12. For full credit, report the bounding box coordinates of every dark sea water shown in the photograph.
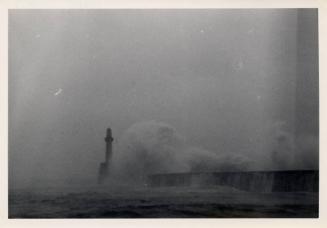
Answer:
[9,186,318,218]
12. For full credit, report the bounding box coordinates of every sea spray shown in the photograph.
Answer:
[110,120,254,184]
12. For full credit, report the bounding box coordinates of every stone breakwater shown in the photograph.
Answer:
[147,170,319,192]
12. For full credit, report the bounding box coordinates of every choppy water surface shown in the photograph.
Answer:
[9,186,318,218]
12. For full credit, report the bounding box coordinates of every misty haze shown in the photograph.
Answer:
[9,9,319,218]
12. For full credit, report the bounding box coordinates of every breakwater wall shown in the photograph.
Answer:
[147,170,318,192]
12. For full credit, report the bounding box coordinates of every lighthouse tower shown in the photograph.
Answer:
[98,128,114,184]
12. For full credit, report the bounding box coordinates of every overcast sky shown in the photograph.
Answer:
[9,9,318,187]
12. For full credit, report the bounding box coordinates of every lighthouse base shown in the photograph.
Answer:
[98,162,109,184]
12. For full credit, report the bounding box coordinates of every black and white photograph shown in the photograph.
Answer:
[8,9,319,218]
